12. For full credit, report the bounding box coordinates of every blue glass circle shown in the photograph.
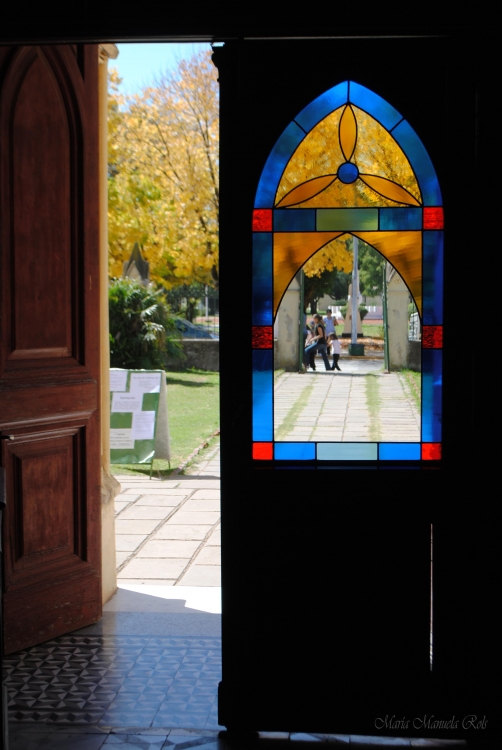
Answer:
[337,162,359,184]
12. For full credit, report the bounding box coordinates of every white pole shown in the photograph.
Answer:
[351,236,358,345]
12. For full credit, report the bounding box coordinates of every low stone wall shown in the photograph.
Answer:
[407,340,421,372]
[166,339,219,371]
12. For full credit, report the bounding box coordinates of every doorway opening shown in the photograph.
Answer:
[102,40,222,624]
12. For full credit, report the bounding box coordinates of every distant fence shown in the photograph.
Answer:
[408,312,421,341]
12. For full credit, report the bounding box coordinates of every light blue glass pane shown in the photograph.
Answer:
[317,208,378,231]
[392,121,442,206]
[253,350,273,441]
[379,443,421,460]
[295,81,348,132]
[422,350,442,442]
[275,443,316,460]
[379,207,422,231]
[274,209,316,232]
[317,443,378,460]
[349,81,402,130]
[423,231,443,325]
[252,233,273,326]
[255,122,306,208]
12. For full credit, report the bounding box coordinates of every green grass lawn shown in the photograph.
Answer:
[335,324,384,338]
[111,368,220,477]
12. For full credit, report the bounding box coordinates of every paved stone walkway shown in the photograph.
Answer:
[114,444,221,587]
[274,356,420,442]
[112,359,418,587]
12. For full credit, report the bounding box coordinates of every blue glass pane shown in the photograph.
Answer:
[255,122,306,208]
[295,81,348,132]
[317,443,378,460]
[379,207,422,231]
[379,443,421,460]
[392,121,442,206]
[252,233,273,326]
[422,350,442,442]
[349,81,402,130]
[253,350,273,441]
[422,231,443,325]
[337,162,359,184]
[274,209,316,232]
[317,208,378,231]
[275,443,316,460]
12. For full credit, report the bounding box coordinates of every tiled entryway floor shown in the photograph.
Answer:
[4,635,222,730]
[4,444,469,748]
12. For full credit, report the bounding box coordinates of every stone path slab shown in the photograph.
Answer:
[113,444,221,588]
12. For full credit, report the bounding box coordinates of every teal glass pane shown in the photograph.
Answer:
[317,443,378,460]
[317,208,378,231]
[252,233,273,326]
[294,81,348,132]
[423,231,443,325]
[392,120,442,206]
[255,122,306,208]
[349,81,402,130]
[379,207,422,231]
[274,209,316,232]
[422,350,442,442]
[379,443,421,460]
[253,350,273,441]
[275,443,316,460]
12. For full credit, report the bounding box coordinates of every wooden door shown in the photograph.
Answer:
[0,45,101,654]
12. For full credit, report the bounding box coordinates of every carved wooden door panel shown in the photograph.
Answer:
[0,45,101,654]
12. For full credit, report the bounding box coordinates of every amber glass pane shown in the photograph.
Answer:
[303,235,352,277]
[354,230,422,314]
[359,174,421,206]
[273,231,343,315]
[276,175,337,208]
[339,105,357,161]
[276,104,421,209]
[275,106,344,206]
[289,177,402,209]
[352,106,421,203]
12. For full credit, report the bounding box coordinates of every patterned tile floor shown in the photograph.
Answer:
[4,635,222,731]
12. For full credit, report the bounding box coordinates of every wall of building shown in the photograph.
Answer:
[387,268,410,370]
[407,340,421,372]
[274,274,301,371]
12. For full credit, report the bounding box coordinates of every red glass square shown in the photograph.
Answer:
[422,325,443,348]
[422,443,442,460]
[423,207,444,229]
[252,326,273,348]
[253,209,273,232]
[253,442,273,460]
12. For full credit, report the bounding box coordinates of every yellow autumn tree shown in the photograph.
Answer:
[108,49,219,288]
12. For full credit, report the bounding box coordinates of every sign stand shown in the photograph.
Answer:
[109,369,171,478]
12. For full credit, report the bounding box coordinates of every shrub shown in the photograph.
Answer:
[109,278,183,369]
[340,305,368,321]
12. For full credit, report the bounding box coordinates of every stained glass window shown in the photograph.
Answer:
[252,81,443,463]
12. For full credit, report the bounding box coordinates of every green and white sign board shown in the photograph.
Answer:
[109,369,171,469]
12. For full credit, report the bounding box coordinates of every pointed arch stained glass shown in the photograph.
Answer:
[252,81,443,463]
